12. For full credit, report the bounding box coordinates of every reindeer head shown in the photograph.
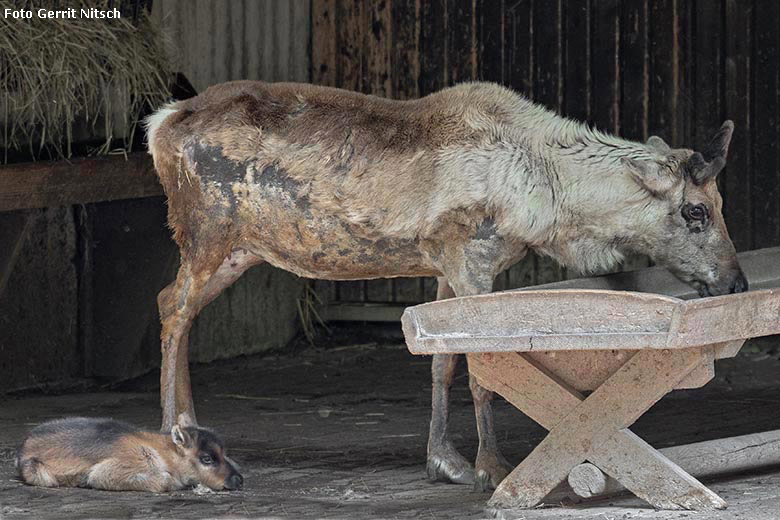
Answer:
[170,413,243,491]
[620,121,747,296]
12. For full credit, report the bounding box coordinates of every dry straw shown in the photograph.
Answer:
[0,1,172,162]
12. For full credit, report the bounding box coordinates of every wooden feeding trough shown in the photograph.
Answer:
[402,247,780,512]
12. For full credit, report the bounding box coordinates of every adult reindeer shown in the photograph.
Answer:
[146,81,746,491]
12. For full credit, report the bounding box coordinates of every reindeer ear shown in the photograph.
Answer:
[621,157,677,195]
[171,424,192,448]
[646,135,672,154]
[687,151,726,185]
[704,120,734,162]
[177,412,195,428]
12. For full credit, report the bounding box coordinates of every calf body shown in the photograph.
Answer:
[17,415,242,492]
[147,81,745,490]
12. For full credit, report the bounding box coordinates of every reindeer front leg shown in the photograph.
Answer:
[427,277,475,484]
[439,240,521,491]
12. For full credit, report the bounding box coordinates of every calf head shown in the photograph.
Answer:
[621,121,747,296]
[170,413,243,491]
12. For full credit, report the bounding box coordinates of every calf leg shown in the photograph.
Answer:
[427,278,474,484]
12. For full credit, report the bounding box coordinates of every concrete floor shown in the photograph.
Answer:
[0,336,779,519]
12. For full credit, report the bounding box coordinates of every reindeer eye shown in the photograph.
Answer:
[683,204,707,222]
[200,455,214,465]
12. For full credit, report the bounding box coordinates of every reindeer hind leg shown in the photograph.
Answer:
[159,248,263,431]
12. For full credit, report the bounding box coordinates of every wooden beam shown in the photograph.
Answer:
[568,429,780,500]
[0,211,34,298]
[319,303,406,322]
[0,152,162,211]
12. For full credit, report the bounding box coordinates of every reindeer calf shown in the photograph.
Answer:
[17,415,242,492]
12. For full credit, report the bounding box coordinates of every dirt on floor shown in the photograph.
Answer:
[0,332,779,520]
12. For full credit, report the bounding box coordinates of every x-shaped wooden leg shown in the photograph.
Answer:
[467,348,726,511]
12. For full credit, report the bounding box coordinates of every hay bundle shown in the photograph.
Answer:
[0,1,172,162]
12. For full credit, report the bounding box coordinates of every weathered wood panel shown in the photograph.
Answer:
[152,0,311,92]
[309,0,780,309]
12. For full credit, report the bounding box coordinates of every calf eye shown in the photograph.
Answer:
[200,455,214,465]
[683,204,707,222]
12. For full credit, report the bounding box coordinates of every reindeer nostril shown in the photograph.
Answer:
[226,473,243,490]
[731,272,748,293]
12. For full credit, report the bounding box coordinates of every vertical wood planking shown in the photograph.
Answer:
[312,0,338,86]
[591,0,621,134]
[620,0,648,142]
[479,0,504,84]
[564,0,591,122]
[505,0,533,97]
[751,2,780,248]
[648,0,681,145]
[365,0,393,96]
[692,0,724,151]
[392,0,421,99]
[419,0,447,95]
[724,0,753,252]
[447,0,478,83]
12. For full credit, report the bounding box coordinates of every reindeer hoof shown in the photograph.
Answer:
[474,453,513,491]
[426,443,475,485]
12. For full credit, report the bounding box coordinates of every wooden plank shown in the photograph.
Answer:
[469,352,722,509]
[692,0,724,151]
[564,0,590,122]
[365,279,393,303]
[751,2,780,248]
[447,0,478,84]
[364,0,392,97]
[590,0,620,133]
[479,349,723,510]
[569,429,780,499]
[620,0,648,141]
[724,0,753,252]
[391,0,421,99]
[670,288,780,348]
[320,303,406,322]
[0,153,162,212]
[290,0,311,83]
[419,0,446,95]
[478,0,504,84]
[0,211,34,298]
[312,0,337,86]
[504,0,532,97]
[402,289,680,354]
[527,348,714,392]
[648,0,681,145]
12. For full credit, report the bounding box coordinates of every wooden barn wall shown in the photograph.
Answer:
[152,0,311,92]
[311,0,780,306]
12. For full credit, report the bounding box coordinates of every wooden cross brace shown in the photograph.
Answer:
[467,348,727,511]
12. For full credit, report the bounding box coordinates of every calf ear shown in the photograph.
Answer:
[171,425,192,448]
[704,120,734,161]
[621,157,677,195]
[177,412,195,428]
